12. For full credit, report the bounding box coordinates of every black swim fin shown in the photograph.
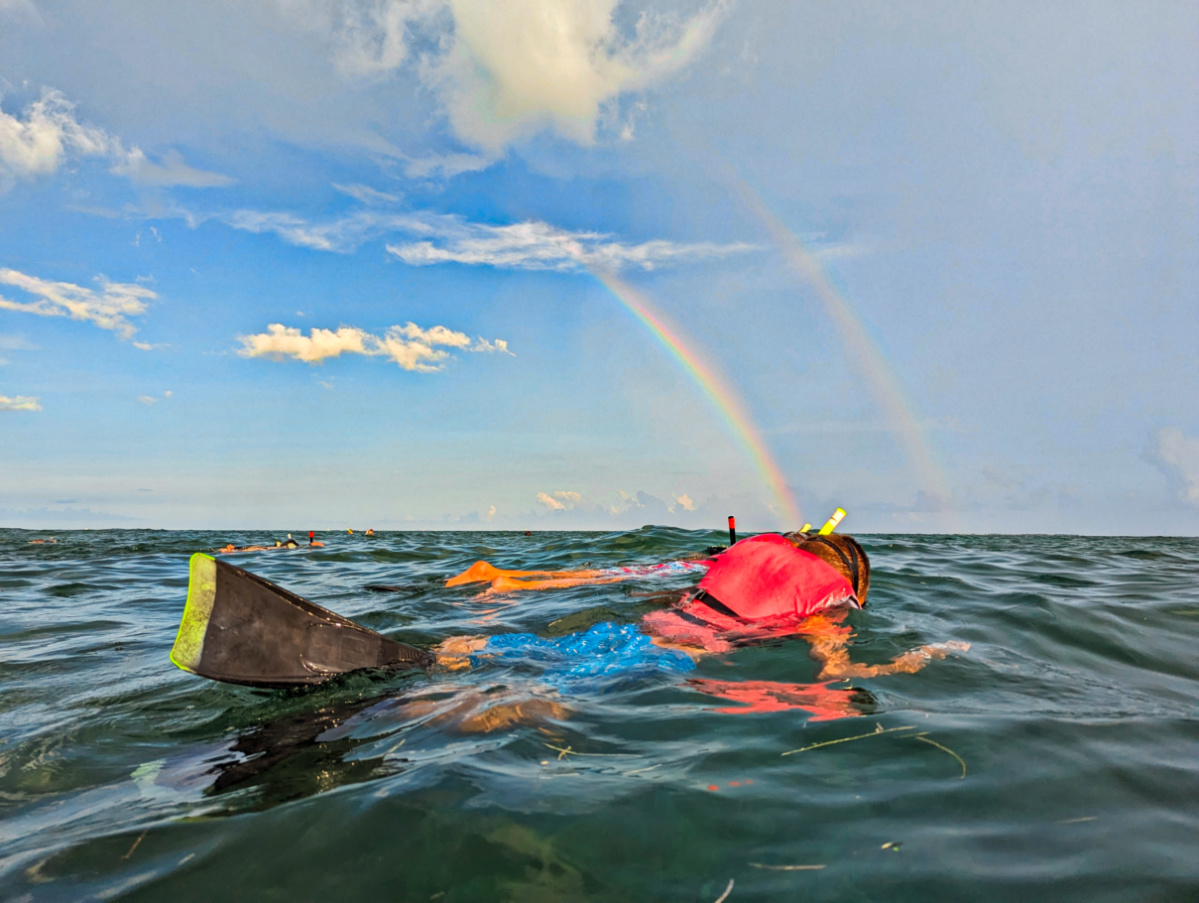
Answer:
[171,553,432,688]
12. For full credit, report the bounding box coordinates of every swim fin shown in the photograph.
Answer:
[171,553,432,688]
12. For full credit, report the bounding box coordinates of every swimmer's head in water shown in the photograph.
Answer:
[784,532,871,605]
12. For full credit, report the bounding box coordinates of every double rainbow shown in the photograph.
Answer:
[591,268,803,529]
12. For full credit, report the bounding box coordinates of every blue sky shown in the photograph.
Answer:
[1,0,1196,533]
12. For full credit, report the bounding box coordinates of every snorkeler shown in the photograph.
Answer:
[216,533,322,554]
[175,510,966,702]
[437,528,966,683]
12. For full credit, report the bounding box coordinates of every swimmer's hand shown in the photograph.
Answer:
[890,641,971,674]
[814,639,969,680]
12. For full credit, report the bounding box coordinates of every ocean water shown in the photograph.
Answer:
[1,528,1197,902]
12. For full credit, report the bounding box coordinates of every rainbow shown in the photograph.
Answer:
[729,177,955,522]
[590,267,803,529]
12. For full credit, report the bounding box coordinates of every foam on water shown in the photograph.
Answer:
[1,528,1197,901]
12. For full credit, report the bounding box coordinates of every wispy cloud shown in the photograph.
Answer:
[400,152,492,180]
[238,322,512,372]
[387,218,757,271]
[332,182,401,205]
[0,267,155,339]
[0,87,232,188]
[0,332,37,365]
[207,205,756,271]
[221,209,399,252]
[0,393,41,411]
[112,148,234,188]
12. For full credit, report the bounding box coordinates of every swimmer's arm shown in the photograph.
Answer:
[446,560,609,588]
[434,635,489,670]
[809,635,969,680]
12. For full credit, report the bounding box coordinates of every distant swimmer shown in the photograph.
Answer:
[217,543,273,554]
[217,535,306,554]
[28,537,57,544]
[365,528,375,536]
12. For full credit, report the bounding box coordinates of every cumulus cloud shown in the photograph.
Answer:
[537,490,582,511]
[238,321,511,372]
[673,493,696,512]
[0,88,110,180]
[0,267,155,339]
[1155,427,1199,506]
[0,393,41,411]
[0,87,232,188]
[427,0,728,150]
[536,491,565,511]
[284,0,725,151]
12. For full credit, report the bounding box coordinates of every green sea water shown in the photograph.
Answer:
[1,528,1197,902]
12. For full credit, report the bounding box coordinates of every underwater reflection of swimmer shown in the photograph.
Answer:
[143,686,572,813]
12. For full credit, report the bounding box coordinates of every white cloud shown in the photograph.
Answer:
[385,217,756,272]
[427,0,728,150]
[137,390,172,405]
[0,267,155,339]
[238,321,510,372]
[1156,427,1199,507]
[210,205,754,270]
[0,393,40,411]
[537,490,581,511]
[401,152,491,180]
[0,88,111,180]
[470,337,512,354]
[0,87,232,188]
[222,209,394,252]
[283,0,725,151]
[674,493,696,512]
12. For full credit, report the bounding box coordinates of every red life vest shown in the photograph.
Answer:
[697,533,857,620]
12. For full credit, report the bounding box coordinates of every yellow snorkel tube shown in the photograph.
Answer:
[817,507,846,535]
